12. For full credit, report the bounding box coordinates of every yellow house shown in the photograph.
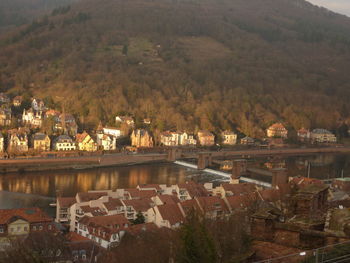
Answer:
[33,133,51,151]
[76,131,97,152]
[7,218,30,236]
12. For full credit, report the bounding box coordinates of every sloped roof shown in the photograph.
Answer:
[0,208,52,224]
[178,181,209,198]
[222,183,257,196]
[57,197,76,208]
[34,133,48,141]
[122,198,153,212]
[157,204,184,225]
[195,196,230,213]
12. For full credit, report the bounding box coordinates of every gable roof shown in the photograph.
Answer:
[57,197,76,208]
[157,204,184,226]
[122,198,153,212]
[178,181,209,198]
[0,208,52,225]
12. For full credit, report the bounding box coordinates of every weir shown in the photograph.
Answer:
[174,160,272,188]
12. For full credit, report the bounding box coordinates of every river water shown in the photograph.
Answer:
[0,153,349,215]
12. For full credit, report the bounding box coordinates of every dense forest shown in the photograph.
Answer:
[1,0,350,137]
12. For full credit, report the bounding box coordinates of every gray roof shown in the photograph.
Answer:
[312,128,333,134]
[34,133,47,141]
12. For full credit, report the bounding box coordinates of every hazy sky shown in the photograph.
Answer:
[307,0,350,16]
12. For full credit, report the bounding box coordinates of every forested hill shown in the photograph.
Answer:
[1,0,350,137]
[0,0,77,33]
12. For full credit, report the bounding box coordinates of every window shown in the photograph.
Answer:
[24,227,28,231]
[48,225,52,230]
[0,228,3,233]
[17,226,21,231]
[82,254,87,261]
[39,225,43,231]
[33,226,37,231]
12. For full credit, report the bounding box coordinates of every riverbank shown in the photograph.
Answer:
[0,146,350,174]
[0,153,168,173]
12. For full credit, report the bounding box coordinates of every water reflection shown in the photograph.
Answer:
[0,164,190,198]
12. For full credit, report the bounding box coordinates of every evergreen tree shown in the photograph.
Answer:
[133,211,145,225]
[178,211,217,263]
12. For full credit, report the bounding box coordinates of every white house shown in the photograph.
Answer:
[97,134,116,151]
[31,98,46,112]
[103,127,123,138]
[179,132,197,146]
[77,215,129,249]
[54,135,76,151]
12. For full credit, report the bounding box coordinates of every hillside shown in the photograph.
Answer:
[1,0,350,137]
[0,0,77,33]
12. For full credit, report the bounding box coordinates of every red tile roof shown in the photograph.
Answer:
[57,197,76,208]
[157,204,184,226]
[77,192,108,202]
[79,214,129,241]
[222,183,257,196]
[66,231,90,242]
[124,189,157,199]
[157,194,180,205]
[0,208,53,225]
[103,197,123,211]
[122,198,153,212]
[179,199,202,215]
[80,206,107,216]
[195,196,230,213]
[225,193,257,210]
[178,181,209,198]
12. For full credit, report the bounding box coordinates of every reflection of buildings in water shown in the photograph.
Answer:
[128,168,150,187]
[309,154,335,167]
[8,178,32,195]
[264,161,286,170]
[220,161,233,171]
[98,171,120,190]
[76,172,96,193]
[55,174,77,195]
[31,176,50,196]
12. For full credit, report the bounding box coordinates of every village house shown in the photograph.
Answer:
[115,116,135,126]
[131,129,153,148]
[77,215,129,249]
[0,107,12,126]
[194,196,230,219]
[45,109,60,122]
[55,113,78,136]
[121,198,154,221]
[240,136,255,145]
[147,203,185,229]
[160,131,180,146]
[97,133,116,151]
[54,135,76,151]
[143,118,151,125]
[267,123,288,138]
[7,129,29,153]
[12,96,23,107]
[0,93,10,104]
[0,208,56,238]
[33,133,51,151]
[76,131,97,152]
[31,98,46,111]
[310,129,337,143]
[179,132,197,146]
[197,130,215,146]
[22,108,43,127]
[297,128,311,142]
[221,130,237,145]
[102,127,123,138]
[56,197,76,225]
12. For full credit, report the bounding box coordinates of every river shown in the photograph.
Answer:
[1,153,349,215]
